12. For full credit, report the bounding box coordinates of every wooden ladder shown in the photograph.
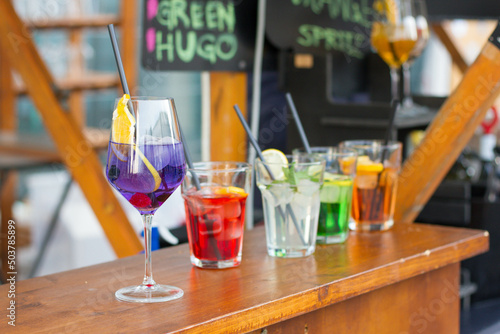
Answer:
[0,0,143,281]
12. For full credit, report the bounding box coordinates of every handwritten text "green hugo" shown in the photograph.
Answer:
[156,0,237,64]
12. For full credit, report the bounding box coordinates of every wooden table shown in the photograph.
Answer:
[0,223,488,333]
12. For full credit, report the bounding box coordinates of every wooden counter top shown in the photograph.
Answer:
[0,223,488,333]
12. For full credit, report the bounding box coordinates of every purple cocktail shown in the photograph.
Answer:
[106,141,186,214]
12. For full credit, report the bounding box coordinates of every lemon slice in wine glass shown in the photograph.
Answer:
[111,94,161,193]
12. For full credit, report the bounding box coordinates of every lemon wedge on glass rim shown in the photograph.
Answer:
[261,148,288,180]
[111,94,161,193]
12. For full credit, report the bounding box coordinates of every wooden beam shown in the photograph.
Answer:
[68,29,85,127]
[210,72,248,161]
[0,1,142,257]
[14,73,120,95]
[395,26,500,224]
[25,15,120,30]
[121,0,138,93]
[0,171,17,283]
[0,56,16,131]
[432,23,469,75]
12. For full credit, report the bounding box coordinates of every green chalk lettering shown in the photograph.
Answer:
[218,2,235,33]
[156,30,175,62]
[296,24,364,59]
[156,0,191,29]
[175,30,197,62]
[197,33,217,63]
[190,2,204,29]
[206,1,218,30]
[297,25,314,46]
[216,34,238,60]
[290,0,371,28]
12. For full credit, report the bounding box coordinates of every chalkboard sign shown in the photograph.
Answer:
[142,0,257,71]
[266,0,374,59]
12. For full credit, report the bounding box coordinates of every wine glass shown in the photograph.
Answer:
[401,0,429,115]
[371,0,418,106]
[106,96,186,303]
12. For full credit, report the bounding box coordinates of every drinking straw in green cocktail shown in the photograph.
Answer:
[233,104,307,246]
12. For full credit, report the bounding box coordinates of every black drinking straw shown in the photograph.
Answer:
[107,24,130,96]
[107,24,220,259]
[384,99,399,145]
[233,104,307,246]
[286,93,311,154]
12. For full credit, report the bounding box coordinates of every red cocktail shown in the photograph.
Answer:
[182,162,251,269]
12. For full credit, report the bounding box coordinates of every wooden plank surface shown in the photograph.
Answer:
[248,263,460,334]
[0,223,488,333]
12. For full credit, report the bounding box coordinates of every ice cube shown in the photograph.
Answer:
[356,174,378,189]
[297,179,320,197]
[222,218,243,240]
[143,135,178,145]
[270,183,294,206]
[223,200,242,219]
[260,187,276,207]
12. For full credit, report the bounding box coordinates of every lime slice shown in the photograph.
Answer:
[262,148,288,180]
[111,94,161,192]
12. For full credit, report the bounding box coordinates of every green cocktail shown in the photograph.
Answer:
[293,147,357,244]
[318,175,353,244]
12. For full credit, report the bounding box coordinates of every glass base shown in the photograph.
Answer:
[267,245,315,258]
[190,255,241,269]
[349,219,394,232]
[115,284,184,303]
[316,232,348,244]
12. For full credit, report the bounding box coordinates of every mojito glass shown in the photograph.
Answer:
[255,154,325,257]
[182,162,251,269]
[293,147,357,244]
[340,140,402,231]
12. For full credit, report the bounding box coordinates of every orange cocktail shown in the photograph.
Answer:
[340,141,402,231]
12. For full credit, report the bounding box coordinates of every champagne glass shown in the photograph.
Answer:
[401,0,429,115]
[371,0,418,106]
[106,96,186,303]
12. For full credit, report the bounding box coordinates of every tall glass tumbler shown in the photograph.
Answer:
[340,140,402,231]
[293,147,357,244]
[255,153,325,257]
[182,162,251,269]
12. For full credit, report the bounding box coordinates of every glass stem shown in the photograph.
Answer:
[402,62,413,107]
[390,67,400,104]
[142,214,156,287]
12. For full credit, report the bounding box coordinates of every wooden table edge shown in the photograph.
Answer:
[174,225,489,333]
